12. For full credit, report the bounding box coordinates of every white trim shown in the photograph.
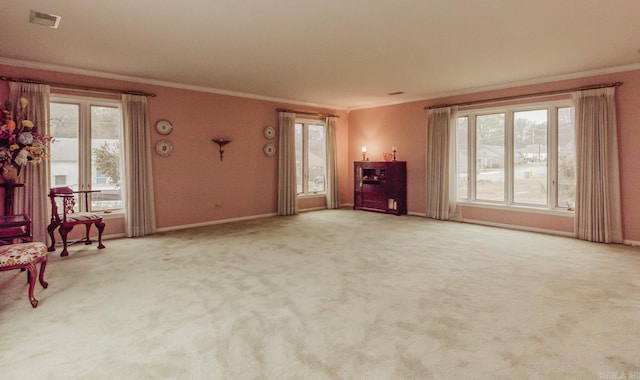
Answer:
[156,212,277,232]
[408,211,427,217]
[347,63,640,111]
[0,57,346,111]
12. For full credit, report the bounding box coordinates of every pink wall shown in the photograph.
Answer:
[0,64,349,232]
[3,62,639,242]
[348,69,640,242]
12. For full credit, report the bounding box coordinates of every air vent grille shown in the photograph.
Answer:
[29,10,61,28]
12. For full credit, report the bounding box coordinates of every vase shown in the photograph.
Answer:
[2,162,19,184]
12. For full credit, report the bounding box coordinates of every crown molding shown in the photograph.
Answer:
[3,57,639,113]
[0,57,347,111]
[347,63,640,111]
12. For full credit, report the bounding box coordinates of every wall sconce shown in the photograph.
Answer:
[361,146,367,161]
[212,138,231,161]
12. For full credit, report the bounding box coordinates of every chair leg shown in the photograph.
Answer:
[96,221,105,249]
[47,222,59,252]
[59,225,73,257]
[39,257,49,289]
[84,224,93,245]
[26,262,39,308]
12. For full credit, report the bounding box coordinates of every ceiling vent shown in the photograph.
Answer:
[29,10,61,28]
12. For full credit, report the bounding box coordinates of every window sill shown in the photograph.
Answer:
[297,193,326,200]
[94,210,125,220]
[456,201,574,217]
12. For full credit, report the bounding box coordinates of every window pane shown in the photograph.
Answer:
[557,107,575,208]
[513,109,548,205]
[476,114,505,201]
[307,124,325,193]
[295,123,303,194]
[456,117,468,200]
[50,103,79,191]
[91,106,123,211]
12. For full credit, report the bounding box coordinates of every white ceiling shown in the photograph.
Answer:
[1,0,640,110]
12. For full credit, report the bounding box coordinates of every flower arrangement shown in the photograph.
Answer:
[0,97,49,181]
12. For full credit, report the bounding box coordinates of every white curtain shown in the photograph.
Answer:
[10,82,50,244]
[122,94,156,237]
[573,87,622,243]
[325,116,340,209]
[425,106,458,220]
[278,111,297,215]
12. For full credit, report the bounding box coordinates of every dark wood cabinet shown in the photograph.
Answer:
[354,161,407,215]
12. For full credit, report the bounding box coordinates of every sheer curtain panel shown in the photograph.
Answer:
[10,82,50,243]
[278,112,298,215]
[425,106,458,220]
[325,116,340,209]
[573,87,622,243]
[122,94,156,237]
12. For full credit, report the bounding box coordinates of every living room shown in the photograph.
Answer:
[1,1,640,378]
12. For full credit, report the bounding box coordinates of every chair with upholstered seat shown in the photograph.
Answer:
[0,242,49,308]
[47,187,105,257]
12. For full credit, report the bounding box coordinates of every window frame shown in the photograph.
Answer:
[49,94,125,213]
[456,99,575,214]
[295,118,327,198]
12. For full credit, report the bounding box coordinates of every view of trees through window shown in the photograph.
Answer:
[295,121,326,195]
[476,113,505,202]
[456,103,575,210]
[513,109,548,205]
[50,100,124,211]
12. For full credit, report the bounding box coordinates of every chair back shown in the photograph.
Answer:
[48,187,76,224]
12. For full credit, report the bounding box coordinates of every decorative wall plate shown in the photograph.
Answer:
[263,143,276,157]
[263,126,276,139]
[155,139,173,157]
[156,120,173,135]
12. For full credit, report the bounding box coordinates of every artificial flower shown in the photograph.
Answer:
[17,132,34,145]
[0,98,49,172]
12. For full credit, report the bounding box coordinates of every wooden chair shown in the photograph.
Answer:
[0,242,49,308]
[47,187,105,257]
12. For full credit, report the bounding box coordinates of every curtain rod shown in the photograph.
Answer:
[276,108,339,118]
[424,81,623,110]
[1,75,157,98]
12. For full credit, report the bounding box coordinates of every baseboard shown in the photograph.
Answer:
[455,217,576,238]
[156,213,278,233]
[104,233,126,240]
[408,211,427,217]
[299,206,327,213]
[623,239,640,248]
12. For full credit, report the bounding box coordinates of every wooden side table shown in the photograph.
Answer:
[0,214,32,244]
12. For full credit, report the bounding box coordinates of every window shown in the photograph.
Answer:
[295,119,326,195]
[49,96,125,212]
[457,101,575,210]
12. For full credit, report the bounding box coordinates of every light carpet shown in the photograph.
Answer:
[1,210,639,379]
